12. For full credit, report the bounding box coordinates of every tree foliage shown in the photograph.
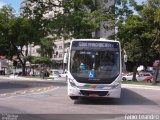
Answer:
[0,5,16,58]
[31,56,54,66]
[116,0,160,81]
[22,0,115,39]
[37,37,55,58]
[0,5,46,75]
[116,0,159,64]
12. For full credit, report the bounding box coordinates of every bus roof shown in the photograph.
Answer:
[71,38,120,43]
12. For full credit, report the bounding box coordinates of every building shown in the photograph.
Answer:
[22,44,40,57]
[0,56,13,75]
[21,39,70,64]
[52,39,70,63]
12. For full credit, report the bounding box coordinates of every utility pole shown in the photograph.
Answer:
[62,39,65,73]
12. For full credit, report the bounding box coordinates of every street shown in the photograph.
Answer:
[0,77,160,120]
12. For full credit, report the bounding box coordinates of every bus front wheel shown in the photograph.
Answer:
[70,96,79,100]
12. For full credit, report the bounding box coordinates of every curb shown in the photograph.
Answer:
[0,76,53,81]
[122,84,160,90]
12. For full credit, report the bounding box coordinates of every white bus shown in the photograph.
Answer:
[67,39,122,100]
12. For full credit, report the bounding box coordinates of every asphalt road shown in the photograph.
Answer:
[0,79,55,95]
[0,77,160,120]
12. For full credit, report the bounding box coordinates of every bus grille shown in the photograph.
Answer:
[80,90,108,96]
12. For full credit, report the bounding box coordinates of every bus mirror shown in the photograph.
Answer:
[63,53,68,63]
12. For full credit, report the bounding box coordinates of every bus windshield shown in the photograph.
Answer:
[70,50,120,84]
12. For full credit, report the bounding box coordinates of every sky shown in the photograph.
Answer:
[0,0,145,14]
[0,0,22,14]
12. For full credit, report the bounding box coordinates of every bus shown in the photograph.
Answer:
[66,39,122,100]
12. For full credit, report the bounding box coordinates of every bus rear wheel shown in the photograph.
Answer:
[70,96,79,100]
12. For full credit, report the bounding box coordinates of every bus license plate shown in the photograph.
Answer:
[89,94,98,97]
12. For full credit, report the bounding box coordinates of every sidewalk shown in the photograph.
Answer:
[0,75,66,82]
[122,84,160,90]
[0,75,51,81]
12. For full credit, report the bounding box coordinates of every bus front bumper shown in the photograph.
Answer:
[68,84,121,98]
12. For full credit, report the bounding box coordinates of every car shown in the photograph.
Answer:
[137,73,153,82]
[122,72,135,81]
[49,70,61,78]
[122,72,153,82]
[60,71,67,78]
[122,72,128,76]
[144,75,153,82]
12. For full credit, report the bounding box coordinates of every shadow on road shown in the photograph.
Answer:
[0,106,25,113]
[0,81,56,94]
[52,81,67,86]
[74,88,157,105]
[9,114,123,120]
[0,82,29,94]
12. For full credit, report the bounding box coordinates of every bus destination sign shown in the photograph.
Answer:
[72,41,119,48]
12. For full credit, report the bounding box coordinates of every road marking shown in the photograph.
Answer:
[0,86,59,98]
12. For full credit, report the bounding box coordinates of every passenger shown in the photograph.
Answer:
[80,63,86,70]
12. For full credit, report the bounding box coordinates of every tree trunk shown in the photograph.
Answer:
[22,63,26,76]
[132,65,138,81]
[94,29,100,39]
[10,40,27,76]
[152,68,159,85]
[152,59,160,85]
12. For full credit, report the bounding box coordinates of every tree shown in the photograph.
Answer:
[121,15,158,80]
[9,17,45,75]
[139,0,160,84]
[116,0,159,81]
[132,0,160,83]
[0,5,17,59]
[28,56,54,67]
[21,0,115,39]
[0,5,46,75]
[37,37,55,58]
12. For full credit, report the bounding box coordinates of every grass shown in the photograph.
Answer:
[24,76,41,78]
[19,75,53,80]
[122,81,160,86]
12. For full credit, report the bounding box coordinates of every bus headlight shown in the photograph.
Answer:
[69,78,77,87]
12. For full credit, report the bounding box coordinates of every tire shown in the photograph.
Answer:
[122,77,127,81]
[70,96,79,100]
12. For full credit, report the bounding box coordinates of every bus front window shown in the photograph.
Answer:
[70,50,120,83]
